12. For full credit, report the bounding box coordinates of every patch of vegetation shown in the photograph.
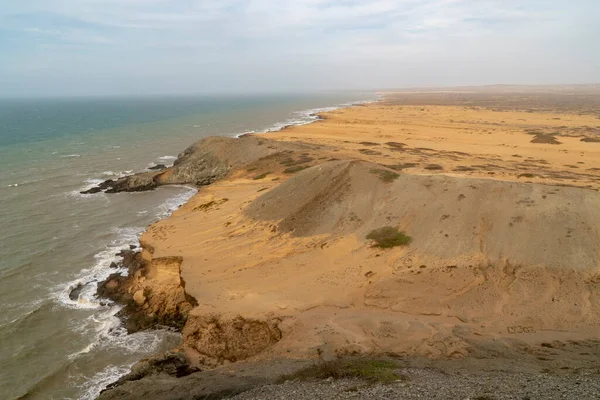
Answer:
[425,164,444,171]
[518,173,536,179]
[280,156,314,167]
[359,148,382,156]
[247,167,257,172]
[284,165,309,174]
[581,137,600,143]
[386,163,417,171]
[531,133,562,145]
[253,172,271,180]
[359,141,379,146]
[194,198,229,212]
[367,227,412,248]
[453,166,475,172]
[277,358,407,385]
[385,142,406,151]
[370,169,400,183]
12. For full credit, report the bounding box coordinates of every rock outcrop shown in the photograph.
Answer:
[82,135,313,194]
[183,315,283,366]
[97,247,197,333]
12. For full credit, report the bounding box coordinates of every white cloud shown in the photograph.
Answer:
[0,0,598,96]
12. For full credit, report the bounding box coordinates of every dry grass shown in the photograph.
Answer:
[370,169,400,183]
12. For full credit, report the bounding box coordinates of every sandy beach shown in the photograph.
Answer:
[96,87,600,399]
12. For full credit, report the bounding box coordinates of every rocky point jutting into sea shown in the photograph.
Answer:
[92,89,600,400]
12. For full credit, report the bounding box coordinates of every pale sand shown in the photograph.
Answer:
[139,93,600,365]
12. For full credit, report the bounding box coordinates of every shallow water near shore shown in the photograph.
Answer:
[0,93,375,399]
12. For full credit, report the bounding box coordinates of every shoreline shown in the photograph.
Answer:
[95,89,600,399]
[77,95,380,395]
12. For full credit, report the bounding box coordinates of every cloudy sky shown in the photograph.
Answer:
[1,0,598,97]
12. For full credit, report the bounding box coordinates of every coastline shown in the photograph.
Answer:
[94,89,600,399]
[78,96,380,395]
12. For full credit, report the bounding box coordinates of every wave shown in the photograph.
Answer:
[78,364,132,400]
[54,226,143,310]
[60,154,82,158]
[158,155,177,161]
[0,300,51,341]
[234,96,381,138]
[156,185,197,219]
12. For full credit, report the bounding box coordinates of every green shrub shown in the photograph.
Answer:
[367,227,412,248]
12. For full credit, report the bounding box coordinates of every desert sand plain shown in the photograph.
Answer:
[98,88,600,399]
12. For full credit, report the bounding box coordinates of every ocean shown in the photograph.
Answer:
[0,93,376,399]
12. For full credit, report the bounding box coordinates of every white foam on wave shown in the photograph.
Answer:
[234,96,381,138]
[60,154,81,158]
[59,184,198,312]
[78,364,132,400]
[55,226,144,310]
[158,155,177,161]
[68,178,107,199]
[73,320,179,399]
[156,185,198,219]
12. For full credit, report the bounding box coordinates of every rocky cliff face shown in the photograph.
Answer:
[182,314,283,366]
[97,245,197,333]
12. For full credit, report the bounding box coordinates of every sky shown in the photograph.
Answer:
[0,0,599,97]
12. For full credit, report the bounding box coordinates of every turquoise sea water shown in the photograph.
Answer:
[0,93,376,399]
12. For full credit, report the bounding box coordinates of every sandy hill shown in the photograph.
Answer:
[247,159,600,270]
[125,158,600,366]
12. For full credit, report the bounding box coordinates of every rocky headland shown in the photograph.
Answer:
[94,89,600,399]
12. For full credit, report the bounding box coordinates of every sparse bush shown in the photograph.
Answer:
[253,172,271,180]
[284,165,309,174]
[531,133,561,145]
[367,227,412,248]
[370,169,399,183]
[518,173,536,178]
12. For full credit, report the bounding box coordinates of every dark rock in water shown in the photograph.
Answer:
[109,262,119,269]
[104,173,158,193]
[129,244,137,250]
[148,164,167,171]
[69,283,85,301]
[81,187,103,194]
[80,179,116,194]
